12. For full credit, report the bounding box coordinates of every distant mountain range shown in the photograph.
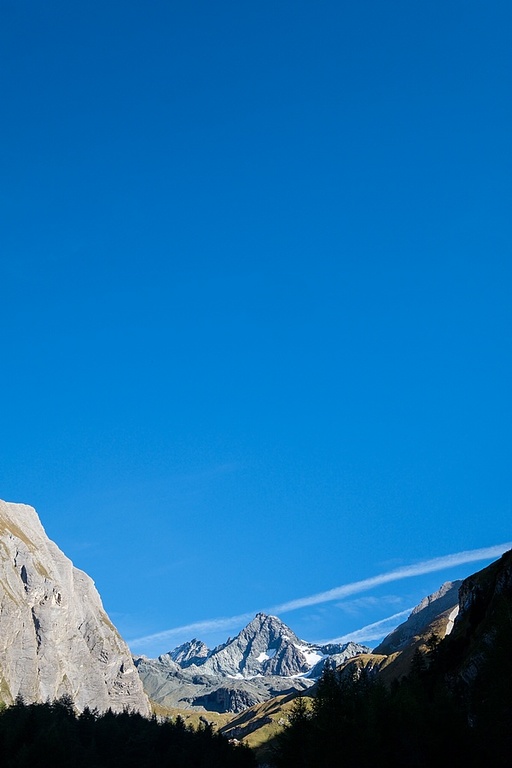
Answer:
[1,492,509,751]
[219,580,463,748]
[255,550,512,767]
[134,579,470,715]
[134,612,370,713]
[0,497,372,716]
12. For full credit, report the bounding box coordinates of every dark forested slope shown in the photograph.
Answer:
[271,550,512,768]
[0,696,256,768]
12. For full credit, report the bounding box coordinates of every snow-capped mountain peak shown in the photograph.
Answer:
[135,612,370,714]
[169,612,369,679]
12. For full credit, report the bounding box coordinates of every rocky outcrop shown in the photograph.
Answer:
[336,581,462,684]
[0,499,150,715]
[169,639,210,667]
[374,580,461,655]
[135,613,369,713]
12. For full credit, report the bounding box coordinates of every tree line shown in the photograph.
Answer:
[0,696,256,768]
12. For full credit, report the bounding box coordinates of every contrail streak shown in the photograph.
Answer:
[326,607,414,645]
[129,542,511,650]
[130,612,256,649]
[268,542,512,613]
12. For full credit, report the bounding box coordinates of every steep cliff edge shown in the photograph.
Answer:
[335,580,461,683]
[440,548,512,705]
[0,499,150,715]
[373,580,461,656]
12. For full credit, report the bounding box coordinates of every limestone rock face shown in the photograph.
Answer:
[334,581,463,685]
[0,499,150,715]
[373,580,462,656]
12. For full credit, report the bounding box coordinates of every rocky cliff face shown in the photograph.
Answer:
[373,580,461,656]
[169,639,210,667]
[0,499,150,715]
[444,549,512,692]
[135,613,369,713]
[337,580,462,684]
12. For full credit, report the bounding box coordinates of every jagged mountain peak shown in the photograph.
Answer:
[184,613,304,678]
[241,611,294,630]
[139,612,370,713]
[410,580,460,616]
[235,612,301,646]
[167,638,210,667]
[164,612,368,680]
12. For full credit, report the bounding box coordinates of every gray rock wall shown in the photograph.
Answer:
[0,499,150,715]
[373,581,461,655]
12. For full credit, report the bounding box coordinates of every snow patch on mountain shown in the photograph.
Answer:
[295,645,326,667]
[256,648,277,663]
[445,605,459,636]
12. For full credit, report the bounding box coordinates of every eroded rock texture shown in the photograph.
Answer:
[0,499,150,715]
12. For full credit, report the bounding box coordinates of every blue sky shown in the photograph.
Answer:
[1,1,511,655]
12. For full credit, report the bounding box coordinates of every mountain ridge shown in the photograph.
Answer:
[135,612,370,713]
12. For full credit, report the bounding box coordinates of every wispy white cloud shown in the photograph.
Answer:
[268,543,512,614]
[327,608,414,645]
[128,542,512,650]
[334,595,404,616]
